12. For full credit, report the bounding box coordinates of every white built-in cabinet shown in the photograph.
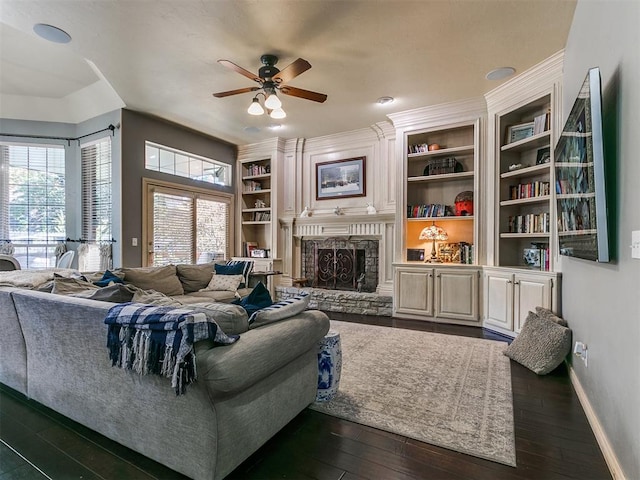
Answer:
[482,51,564,336]
[483,267,561,336]
[388,98,486,326]
[395,264,481,324]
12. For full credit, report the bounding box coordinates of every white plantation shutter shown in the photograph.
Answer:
[81,137,112,271]
[148,183,231,267]
[152,191,194,265]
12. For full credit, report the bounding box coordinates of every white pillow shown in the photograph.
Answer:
[248,293,310,328]
[201,274,244,292]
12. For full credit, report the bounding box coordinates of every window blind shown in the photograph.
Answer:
[149,185,231,266]
[81,137,112,242]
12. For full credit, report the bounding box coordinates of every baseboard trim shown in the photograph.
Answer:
[567,363,626,480]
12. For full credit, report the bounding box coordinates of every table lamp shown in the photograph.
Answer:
[419,224,448,263]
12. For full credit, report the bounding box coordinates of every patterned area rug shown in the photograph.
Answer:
[310,320,516,466]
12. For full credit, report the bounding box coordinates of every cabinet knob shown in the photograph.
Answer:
[514,280,520,285]
[506,280,512,284]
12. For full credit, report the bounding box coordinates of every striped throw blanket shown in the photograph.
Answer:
[105,302,239,395]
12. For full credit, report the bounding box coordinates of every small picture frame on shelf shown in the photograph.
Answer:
[250,248,267,258]
[536,147,551,165]
[506,122,535,144]
[406,249,425,261]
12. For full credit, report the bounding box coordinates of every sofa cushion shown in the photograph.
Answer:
[51,276,100,295]
[216,260,253,288]
[71,283,136,303]
[132,288,183,306]
[186,302,249,335]
[232,282,273,316]
[121,265,184,296]
[248,292,310,328]
[176,263,214,293]
[202,274,243,292]
[504,311,572,375]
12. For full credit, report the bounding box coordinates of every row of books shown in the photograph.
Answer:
[509,181,550,200]
[250,212,271,222]
[533,111,551,135]
[244,180,262,192]
[508,213,550,234]
[245,163,270,176]
[523,246,550,271]
[459,242,474,265]
[407,204,453,218]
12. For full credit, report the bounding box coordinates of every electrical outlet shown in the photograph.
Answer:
[574,341,588,367]
[132,237,138,247]
[632,230,640,259]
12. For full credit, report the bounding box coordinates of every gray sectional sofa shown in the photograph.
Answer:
[0,278,330,479]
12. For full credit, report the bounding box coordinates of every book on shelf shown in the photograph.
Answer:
[533,110,551,135]
[407,203,453,218]
[243,241,258,258]
[509,181,550,200]
[508,213,549,234]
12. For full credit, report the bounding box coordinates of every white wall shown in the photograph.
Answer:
[562,1,640,478]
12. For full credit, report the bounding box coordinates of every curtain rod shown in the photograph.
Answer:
[0,123,118,146]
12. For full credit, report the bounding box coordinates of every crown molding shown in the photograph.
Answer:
[387,97,486,131]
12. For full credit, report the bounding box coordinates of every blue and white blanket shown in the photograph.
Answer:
[105,302,239,395]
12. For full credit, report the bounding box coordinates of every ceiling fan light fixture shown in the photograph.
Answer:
[247,98,265,115]
[270,108,286,119]
[264,93,282,109]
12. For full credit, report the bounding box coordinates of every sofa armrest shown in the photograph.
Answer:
[195,310,329,397]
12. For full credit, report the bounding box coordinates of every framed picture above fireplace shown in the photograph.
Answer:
[316,156,366,200]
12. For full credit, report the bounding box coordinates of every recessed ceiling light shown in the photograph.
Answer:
[376,96,395,105]
[486,67,516,81]
[267,124,282,130]
[243,126,261,133]
[33,23,72,44]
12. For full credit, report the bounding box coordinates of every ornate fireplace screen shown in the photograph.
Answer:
[315,244,365,291]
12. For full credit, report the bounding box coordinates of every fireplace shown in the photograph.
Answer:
[302,238,378,292]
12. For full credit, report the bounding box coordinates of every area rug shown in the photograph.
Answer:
[309,320,516,466]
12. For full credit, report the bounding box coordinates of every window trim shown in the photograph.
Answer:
[141,178,234,267]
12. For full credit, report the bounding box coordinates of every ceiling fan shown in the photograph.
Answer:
[212,54,328,109]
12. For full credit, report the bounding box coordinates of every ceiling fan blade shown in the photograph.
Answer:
[279,85,327,103]
[212,86,260,98]
[218,59,262,84]
[272,58,312,84]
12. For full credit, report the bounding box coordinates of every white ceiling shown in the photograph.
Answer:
[0,0,576,146]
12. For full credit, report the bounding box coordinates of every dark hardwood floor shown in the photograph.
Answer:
[0,312,611,480]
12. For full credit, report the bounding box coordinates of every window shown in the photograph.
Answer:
[80,137,112,271]
[145,141,231,187]
[0,143,66,269]
[145,180,232,266]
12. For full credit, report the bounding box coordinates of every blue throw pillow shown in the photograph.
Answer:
[216,260,253,289]
[94,270,125,287]
[232,281,273,316]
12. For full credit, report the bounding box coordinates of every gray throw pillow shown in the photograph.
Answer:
[51,277,100,295]
[504,311,572,375]
[186,302,249,335]
[248,293,310,329]
[121,265,184,296]
[176,263,214,293]
[535,306,568,327]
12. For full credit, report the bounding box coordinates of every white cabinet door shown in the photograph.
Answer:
[395,267,434,316]
[435,268,479,322]
[484,270,514,331]
[514,273,552,333]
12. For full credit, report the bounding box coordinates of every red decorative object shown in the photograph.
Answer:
[455,191,474,216]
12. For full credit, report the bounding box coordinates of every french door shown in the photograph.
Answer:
[143,179,233,266]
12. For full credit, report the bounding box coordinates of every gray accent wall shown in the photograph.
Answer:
[562,2,640,478]
[120,110,236,267]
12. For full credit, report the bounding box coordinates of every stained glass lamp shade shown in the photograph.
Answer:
[419,225,448,263]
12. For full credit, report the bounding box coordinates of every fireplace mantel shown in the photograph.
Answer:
[290,213,395,238]
[279,213,395,295]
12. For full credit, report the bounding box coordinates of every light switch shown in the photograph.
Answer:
[132,237,138,247]
[632,231,640,259]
